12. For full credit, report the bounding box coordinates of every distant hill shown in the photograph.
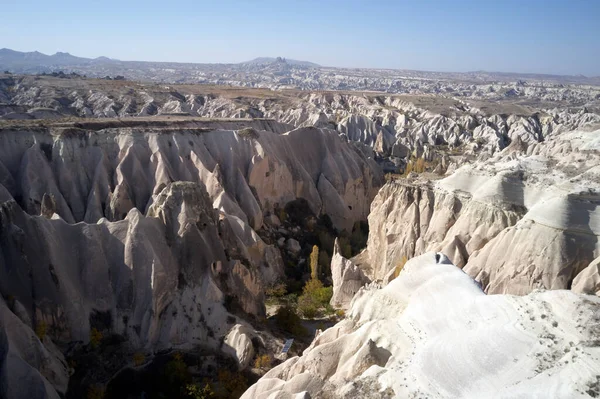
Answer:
[0,48,597,86]
[0,48,94,68]
[0,49,320,72]
[242,57,320,68]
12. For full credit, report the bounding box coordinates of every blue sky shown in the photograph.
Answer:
[2,0,599,75]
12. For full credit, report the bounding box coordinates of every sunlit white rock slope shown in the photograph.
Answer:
[243,252,600,399]
[360,127,600,295]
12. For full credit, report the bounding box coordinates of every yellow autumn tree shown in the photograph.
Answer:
[309,245,319,280]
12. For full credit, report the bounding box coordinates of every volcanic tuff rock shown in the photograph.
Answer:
[355,126,600,295]
[0,120,382,397]
[573,256,600,295]
[0,121,382,231]
[2,75,600,171]
[1,70,599,398]
[0,294,67,399]
[0,181,264,398]
[329,238,369,310]
[242,252,600,399]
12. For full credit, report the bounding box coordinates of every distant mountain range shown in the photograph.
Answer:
[242,57,320,68]
[0,48,319,69]
[1,48,599,88]
[0,48,101,67]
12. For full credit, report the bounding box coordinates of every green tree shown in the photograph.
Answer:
[318,250,331,275]
[338,237,353,258]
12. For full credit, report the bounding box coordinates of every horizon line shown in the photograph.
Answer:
[1,47,598,80]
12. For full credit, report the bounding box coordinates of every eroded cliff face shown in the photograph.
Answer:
[243,252,600,399]
[0,121,382,231]
[348,126,600,296]
[0,121,384,398]
[3,75,600,166]
[0,181,268,397]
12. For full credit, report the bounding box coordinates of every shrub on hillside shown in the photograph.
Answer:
[254,354,273,370]
[166,352,190,385]
[265,281,287,298]
[237,127,259,139]
[297,278,333,319]
[186,383,215,399]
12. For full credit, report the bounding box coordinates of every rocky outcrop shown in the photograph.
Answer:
[0,118,384,396]
[572,257,600,295]
[329,238,370,310]
[0,295,68,399]
[0,181,275,396]
[0,122,382,231]
[353,126,600,295]
[2,58,600,101]
[2,76,599,169]
[223,324,256,370]
[243,252,600,398]
[0,181,263,343]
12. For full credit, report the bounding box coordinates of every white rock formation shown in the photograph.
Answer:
[243,252,600,399]
[0,181,262,345]
[356,127,600,295]
[0,296,68,399]
[0,180,278,396]
[329,238,370,310]
[0,114,384,397]
[573,257,600,295]
[3,58,600,103]
[0,122,382,231]
[223,324,256,370]
[3,75,599,168]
